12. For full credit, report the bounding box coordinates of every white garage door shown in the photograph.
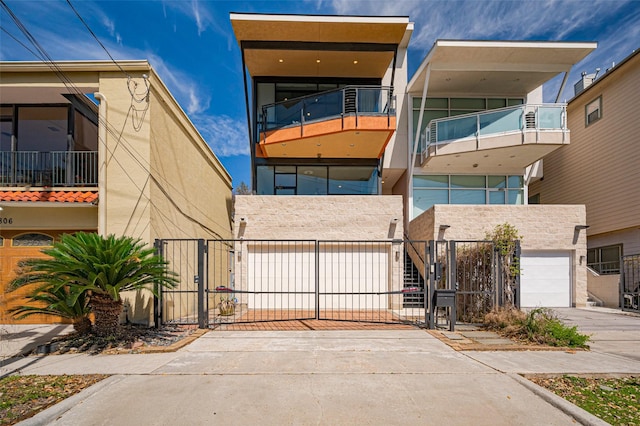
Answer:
[520,251,572,307]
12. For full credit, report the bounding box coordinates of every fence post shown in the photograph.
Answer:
[449,241,456,292]
[496,244,503,308]
[428,240,435,329]
[424,241,429,326]
[153,239,163,328]
[197,239,206,329]
[515,240,521,309]
[619,254,624,309]
[315,240,320,320]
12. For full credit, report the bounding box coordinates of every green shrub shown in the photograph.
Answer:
[484,307,590,348]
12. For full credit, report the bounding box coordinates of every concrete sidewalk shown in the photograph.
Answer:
[6,329,626,425]
[1,324,73,360]
[5,307,639,425]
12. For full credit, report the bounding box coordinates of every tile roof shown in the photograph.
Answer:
[0,190,98,204]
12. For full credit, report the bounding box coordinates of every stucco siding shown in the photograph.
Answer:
[100,71,152,243]
[148,72,232,242]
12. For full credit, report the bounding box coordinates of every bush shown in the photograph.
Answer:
[484,307,590,348]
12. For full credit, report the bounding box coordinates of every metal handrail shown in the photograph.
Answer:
[260,85,394,140]
[0,150,98,187]
[421,103,568,157]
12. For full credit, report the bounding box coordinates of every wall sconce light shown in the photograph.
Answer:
[240,217,247,224]
[439,224,451,230]
[575,225,589,231]
[579,255,586,265]
[390,218,399,225]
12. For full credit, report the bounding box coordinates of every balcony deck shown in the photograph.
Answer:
[419,104,569,173]
[0,151,98,188]
[258,86,396,159]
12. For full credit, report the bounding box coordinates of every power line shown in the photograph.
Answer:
[64,0,130,79]
[0,0,231,239]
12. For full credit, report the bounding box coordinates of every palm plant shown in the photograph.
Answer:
[10,232,178,337]
[10,283,92,334]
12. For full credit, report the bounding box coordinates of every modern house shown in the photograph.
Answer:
[0,61,233,325]
[530,48,640,308]
[229,13,597,316]
[405,40,597,308]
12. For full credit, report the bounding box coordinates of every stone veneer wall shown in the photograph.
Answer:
[232,195,405,309]
[234,195,404,240]
[409,204,588,307]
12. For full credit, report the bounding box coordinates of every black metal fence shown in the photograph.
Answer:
[621,254,640,313]
[154,238,519,329]
[0,151,98,187]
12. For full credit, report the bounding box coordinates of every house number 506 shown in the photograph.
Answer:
[0,217,13,224]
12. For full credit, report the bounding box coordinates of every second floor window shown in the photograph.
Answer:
[585,96,602,126]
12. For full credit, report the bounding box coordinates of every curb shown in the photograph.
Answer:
[508,373,609,426]
[17,375,125,426]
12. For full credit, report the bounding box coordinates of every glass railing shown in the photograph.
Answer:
[260,85,394,134]
[422,104,567,149]
[0,151,98,187]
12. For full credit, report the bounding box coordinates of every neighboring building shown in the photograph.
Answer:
[406,40,597,308]
[530,48,640,307]
[0,61,233,324]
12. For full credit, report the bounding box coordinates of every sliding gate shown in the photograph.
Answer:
[155,239,430,328]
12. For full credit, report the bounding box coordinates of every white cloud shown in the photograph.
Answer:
[193,114,250,157]
[161,0,227,38]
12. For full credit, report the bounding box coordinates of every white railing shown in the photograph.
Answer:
[420,104,567,160]
[0,151,98,187]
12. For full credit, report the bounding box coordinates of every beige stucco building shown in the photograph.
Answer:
[530,49,640,307]
[0,61,232,324]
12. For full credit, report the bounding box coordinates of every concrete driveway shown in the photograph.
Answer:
[552,307,640,362]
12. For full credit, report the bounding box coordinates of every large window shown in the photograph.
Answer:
[413,174,524,218]
[17,106,69,151]
[587,244,621,274]
[256,165,378,195]
[412,97,524,151]
[0,104,97,152]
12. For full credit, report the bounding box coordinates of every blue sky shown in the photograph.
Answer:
[1,0,639,189]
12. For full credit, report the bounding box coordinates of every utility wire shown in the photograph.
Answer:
[1,0,230,238]
[64,0,131,79]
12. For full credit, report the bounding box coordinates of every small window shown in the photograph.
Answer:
[12,233,54,247]
[585,96,602,126]
[587,244,621,274]
[528,193,540,204]
[0,236,4,246]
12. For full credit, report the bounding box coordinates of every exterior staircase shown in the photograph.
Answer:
[403,248,426,308]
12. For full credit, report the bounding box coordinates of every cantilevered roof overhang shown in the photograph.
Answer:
[407,40,597,96]
[230,13,412,78]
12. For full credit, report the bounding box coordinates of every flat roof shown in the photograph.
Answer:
[408,40,597,96]
[230,13,412,78]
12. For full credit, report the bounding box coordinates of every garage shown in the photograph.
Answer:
[520,250,572,307]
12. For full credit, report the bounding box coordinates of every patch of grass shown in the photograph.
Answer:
[531,375,640,425]
[0,374,107,425]
[484,307,590,348]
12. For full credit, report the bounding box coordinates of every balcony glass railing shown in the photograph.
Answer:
[260,85,394,135]
[0,151,98,187]
[420,104,567,153]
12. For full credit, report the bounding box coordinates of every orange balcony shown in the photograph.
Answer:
[258,86,395,159]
